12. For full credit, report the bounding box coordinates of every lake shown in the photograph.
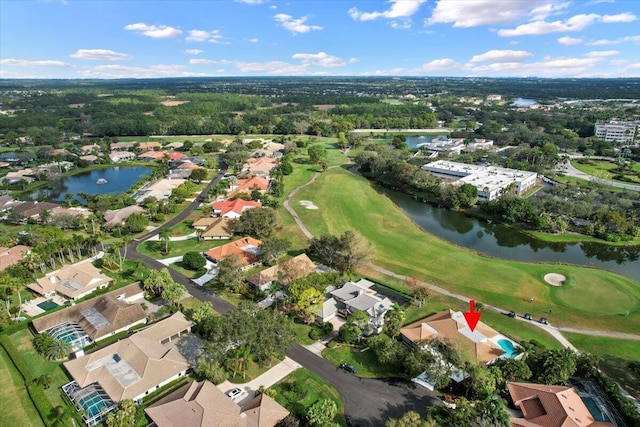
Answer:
[511,97,538,107]
[30,166,154,203]
[379,187,640,281]
[405,135,440,149]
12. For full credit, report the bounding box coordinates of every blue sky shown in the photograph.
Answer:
[1,0,638,79]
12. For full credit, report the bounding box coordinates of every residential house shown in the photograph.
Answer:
[2,168,36,184]
[0,245,31,271]
[138,141,162,151]
[0,195,24,211]
[48,148,74,157]
[401,309,519,365]
[145,380,289,427]
[80,144,101,154]
[164,142,184,150]
[63,312,193,426]
[203,237,262,269]
[166,151,186,161]
[133,178,186,203]
[31,282,147,352]
[79,155,98,164]
[109,150,136,163]
[28,258,113,300]
[13,201,60,221]
[243,157,279,177]
[51,206,92,219]
[103,205,145,228]
[138,150,165,161]
[321,279,392,333]
[231,177,270,197]
[246,253,316,291]
[507,382,614,427]
[192,217,233,240]
[212,199,261,219]
[110,142,136,151]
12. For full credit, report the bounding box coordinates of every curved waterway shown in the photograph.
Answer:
[379,187,640,281]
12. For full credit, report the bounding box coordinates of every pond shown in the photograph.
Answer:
[30,166,154,203]
[405,135,440,149]
[379,187,640,282]
[511,97,538,107]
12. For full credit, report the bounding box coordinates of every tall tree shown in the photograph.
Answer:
[159,227,172,254]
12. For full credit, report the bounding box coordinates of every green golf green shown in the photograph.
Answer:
[551,272,636,315]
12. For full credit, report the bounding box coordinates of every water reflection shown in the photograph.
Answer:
[379,186,640,281]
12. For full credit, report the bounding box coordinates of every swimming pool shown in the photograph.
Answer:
[63,381,116,426]
[582,397,611,422]
[497,339,520,358]
[37,300,59,311]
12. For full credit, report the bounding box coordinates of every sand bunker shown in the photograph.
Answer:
[544,273,566,286]
[299,200,319,210]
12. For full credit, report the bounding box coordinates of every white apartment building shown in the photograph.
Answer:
[594,120,639,144]
[423,160,537,201]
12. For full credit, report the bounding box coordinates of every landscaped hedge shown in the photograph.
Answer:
[592,370,640,426]
[0,334,50,426]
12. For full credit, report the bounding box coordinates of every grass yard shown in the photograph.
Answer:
[563,332,640,362]
[288,319,315,346]
[523,230,640,246]
[551,174,629,193]
[137,236,227,258]
[289,167,640,335]
[271,369,347,427]
[0,345,44,427]
[571,159,640,184]
[321,345,404,378]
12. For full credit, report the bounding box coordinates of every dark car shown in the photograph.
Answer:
[539,317,548,325]
[524,313,533,320]
[507,311,516,318]
[339,363,357,374]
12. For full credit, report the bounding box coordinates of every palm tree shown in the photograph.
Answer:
[39,209,51,225]
[45,338,71,361]
[159,228,171,254]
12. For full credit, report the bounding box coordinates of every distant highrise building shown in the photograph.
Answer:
[594,120,640,144]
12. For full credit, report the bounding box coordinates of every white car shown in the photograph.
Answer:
[226,387,247,400]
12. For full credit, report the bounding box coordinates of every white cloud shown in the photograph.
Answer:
[124,22,182,38]
[585,50,620,57]
[77,64,190,78]
[529,2,571,21]
[70,49,130,61]
[235,0,267,3]
[274,13,322,34]
[469,49,533,63]
[349,0,426,22]
[587,35,640,45]
[390,19,414,29]
[189,59,218,65]
[186,29,225,43]
[291,52,346,67]
[349,57,359,64]
[248,38,259,43]
[420,58,458,70]
[601,13,637,23]
[0,58,73,67]
[235,60,308,74]
[184,49,204,55]
[499,12,637,37]
[426,0,550,27]
[558,36,583,45]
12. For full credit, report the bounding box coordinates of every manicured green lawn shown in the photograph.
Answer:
[322,345,404,378]
[137,237,227,258]
[290,167,640,335]
[551,174,628,193]
[288,319,315,346]
[571,159,640,184]
[0,345,44,427]
[271,369,347,427]
[564,332,640,361]
[524,229,640,246]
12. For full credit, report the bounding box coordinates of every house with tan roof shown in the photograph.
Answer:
[13,201,60,220]
[2,168,36,184]
[51,206,92,219]
[243,157,279,177]
[109,150,136,163]
[212,198,261,219]
[138,141,162,151]
[138,150,165,161]
[401,309,519,365]
[79,155,98,163]
[203,237,262,269]
[192,217,234,240]
[28,258,113,301]
[146,380,289,427]
[246,253,316,291]
[32,282,147,352]
[80,144,101,154]
[103,205,145,228]
[0,245,31,271]
[508,382,614,427]
[110,142,136,150]
[63,312,193,426]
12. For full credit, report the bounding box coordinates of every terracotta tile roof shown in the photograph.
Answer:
[138,150,165,161]
[64,312,193,402]
[0,245,31,271]
[203,237,262,266]
[244,157,278,175]
[167,152,186,160]
[145,380,289,427]
[212,199,261,218]
[138,141,162,150]
[508,382,614,427]
[236,177,269,192]
[400,309,506,364]
[32,283,146,341]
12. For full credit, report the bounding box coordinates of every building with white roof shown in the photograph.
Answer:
[423,160,537,201]
[594,120,639,144]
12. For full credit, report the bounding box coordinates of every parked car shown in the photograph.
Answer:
[523,313,533,320]
[539,317,548,325]
[226,387,247,400]
[507,311,516,318]
[339,363,357,374]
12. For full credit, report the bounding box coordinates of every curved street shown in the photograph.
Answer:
[561,159,640,191]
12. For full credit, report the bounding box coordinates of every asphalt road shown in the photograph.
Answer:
[124,166,440,425]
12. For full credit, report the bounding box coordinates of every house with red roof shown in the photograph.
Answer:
[138,151,165,161]
[212,199,261,219]
[203,237,262,269]
[233,177,269,195]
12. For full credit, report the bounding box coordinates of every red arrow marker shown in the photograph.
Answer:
[463,300,482,332]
